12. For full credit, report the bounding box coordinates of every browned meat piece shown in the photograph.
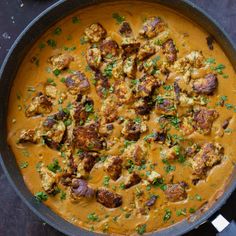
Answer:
[73,96,94,125]
[133,145,146,165]
[96,188,122,208]
[137,74,159,97]
[71,178,95,199]
[192,74,218,95]
[65,71,90,95]
[94,70,110,98]
[42,117,66,149]
[18,129,40,144]
[86,47,101,70]
[45,85,57,99]
[146,195,158,207]
[49,53,74,71]
[39,166,57,193]
[121,119,147,141]
[192,143,223,181]
[84,23,107,43]
[133,97,154,115]
[124,172,141,189]
[101,94,118,123]
[164,182,188,202]
[180,117,195,136]
[115,78,133,104]
[162,39,178,63]
[222,118,231,129]
[155,97,176,115]
[25,93,52,117]
[100,38,119,60]
[78,152,98,174]
[161,145,181,161]
[185,144,199,158]
[193,108,219,134]
[137,42,156,61]
[53,109,69,121]
[123,54,137,78]
[73,123,106,151]
[121,37,140,56]
[119,21,133,37]
[139,16,166,38]
[104,156,123,180]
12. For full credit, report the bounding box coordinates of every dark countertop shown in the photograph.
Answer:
[0,0,236,235]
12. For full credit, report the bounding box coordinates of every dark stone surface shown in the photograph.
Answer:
[0,0,236,235]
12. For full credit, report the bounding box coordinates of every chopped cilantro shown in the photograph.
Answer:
[47,159,61,173]
[195,194,202,201]
[53,27,62,35]
[112,13,125,24]
[124,140,136,148]
[125,212,131,218]
[119,183,126,190]
[60,191,66,200]
[176,208,186,216]
[22,149,30,157]
[64,119,72,126]
[163,85,173,91]
[87,212,99,222]
[35,192,48,202]
[72,16,80,24]
[19,161,28,169]
[163,209,172,222]
[136,224,146,235]
[47,39,57,48]
[85,103,94,113]
[134,117,142,124]
[205,58,216,64]
[53,69,61,76]
[39,42,46,50]
[80,36,87,45]
[103,63,113,78]
[103,176,110,187]
[64,46,76,51]
[189,207,196,213]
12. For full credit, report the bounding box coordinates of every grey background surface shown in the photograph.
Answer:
[0,0,236,235]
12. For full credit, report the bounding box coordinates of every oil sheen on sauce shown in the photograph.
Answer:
[7,1,236,235]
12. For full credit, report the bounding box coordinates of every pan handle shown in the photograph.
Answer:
[211,214,236,236]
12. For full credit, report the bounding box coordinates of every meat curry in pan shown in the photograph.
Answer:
[7,1,236,235]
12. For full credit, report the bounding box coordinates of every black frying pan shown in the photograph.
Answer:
[0,1,236,235]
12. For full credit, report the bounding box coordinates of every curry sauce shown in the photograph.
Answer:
[7,1,236,235]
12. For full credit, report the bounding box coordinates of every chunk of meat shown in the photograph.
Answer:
[65,71,90,95]
[76,152,98,178]
[104,156,123,180]
[45,84,57,99]
[101,94,118,123]
[72,96,94,125]
[115,78,133,104]
[86,47,101,70]
[39,166,57,193]
[180,116,194,136]
[73,123,106,151]
[146,195,158,207]
[139,16,166,38]
[193,108,219,134]
[124,172,141,189]
[123,54,137,78]
[192,143,223,181]
[119,21,133,37]
[161,145,181,161]
[162,39,178,63]
[94,70,110,98]
[155,97,176,115]
[147,171,161,184]
[100,38,119,60]
[25,93,52,117]
[137,42,156,61]
[42,118,66,149]
[71,178,95,199]
[84,23,107,43]
[49,53,74,71]
[121,119,148,141]
[164,182,188,202]
[96,189,122,208]
[124,144,147,166]
[18,129,40,144]
[193,74,218,95]
[133,97,154,115]
[137,74,159,97]
[121,37,140,56]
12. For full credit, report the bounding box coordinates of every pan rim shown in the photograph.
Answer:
[0,1,236,236]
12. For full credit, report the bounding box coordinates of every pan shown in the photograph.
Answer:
[0,0,236,235]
